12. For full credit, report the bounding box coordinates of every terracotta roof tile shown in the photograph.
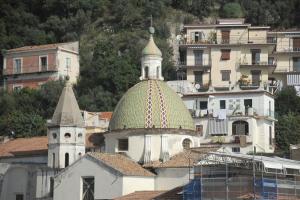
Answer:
[7,43,62,53]
[88,152,155,177]
[99,112,113,120]
[143,146,220,168]
[114,191,165,200]
[0,136,48,157]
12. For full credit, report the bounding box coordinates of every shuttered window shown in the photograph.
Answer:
[221,30,230,44]
[221,49,231,60]
[221,70,231,81]
[293,38,300,51]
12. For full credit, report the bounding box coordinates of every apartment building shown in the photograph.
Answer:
[2,41,79,91]
[172,18,278,153]
[268,30,300,88]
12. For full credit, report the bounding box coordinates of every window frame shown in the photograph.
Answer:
[199,101,208,110]
[221,70,231,81]
[221,49,231,60]
[82,177,95,200]
[196,125,203,136]
[232,147,240,153]
[220,100,226,109]
[13,84,23,91]
[182,138,192,149]
[39,55,48,71]
[118,138,128,151]
[13,58,22,74]
[232,120,249,136]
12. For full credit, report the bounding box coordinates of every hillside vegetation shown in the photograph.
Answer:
[0,0,299,153]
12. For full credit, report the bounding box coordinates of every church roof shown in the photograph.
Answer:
[143,146,220,168]
[0,136,48,157]
[142,34,162,57]
[50,83,84,127]
[114,191,165,200]
[109,80,195,131]
[88,152,155,177]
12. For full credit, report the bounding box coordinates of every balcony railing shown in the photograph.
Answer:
[177,58,211,68]
[275,47,300,52]
[239,61,276,67]
[3,65,58,76]
[179,37,274,45]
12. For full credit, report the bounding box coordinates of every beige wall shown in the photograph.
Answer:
[249,30,267,43]
[57,49,80,83]
[216,28,248,44]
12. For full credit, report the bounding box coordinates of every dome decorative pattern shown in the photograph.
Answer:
[109,80,195,131]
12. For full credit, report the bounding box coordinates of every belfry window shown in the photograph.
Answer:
[82,177,94,200]
[145,66,149,79]
[65,153,69,167]
[156,66,159,79]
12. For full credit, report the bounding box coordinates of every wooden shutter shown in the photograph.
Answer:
[293,38,300,50]
[221,30,230,44]
[221,49,231,60]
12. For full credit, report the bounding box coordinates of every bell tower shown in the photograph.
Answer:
[140,26,164,81]
[47,79,85,169]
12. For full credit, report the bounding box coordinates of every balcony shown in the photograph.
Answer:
[239,61,276,68]
[177,58,211,69]
[3,65,58,76]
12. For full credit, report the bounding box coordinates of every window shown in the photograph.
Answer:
[194,50,203,65]
[221,30,230,44]
[244,99,252,108]
[50,178,54,197]
[52,133,57,139]
[196,125,203,136]
[118,139,128,151]
[16,194,24,200]
[251,70,261,86]
[293,57,300,72]
[82,177,94,200]
[221,70,231,81]
[64,133,71,138]
[194,71,203,85]
[13,85,23,92]
[144,66,149,79]
[221,49,230,60]
[199,101,208,110]
[40,56,48,71]
[220,100,226,109]
[232,121,249,136]
[78,133,82,138]
[14,58,22,73]
[66,57,71,69]
[269,126,273,146]
[232,147,240,153]
[182,138,192,149]
[251,49,261,64]
[293,38,300,51]
[65,153,69,167]
[156,66,159,79]
[52,153,55,168]
[268,57,274,65]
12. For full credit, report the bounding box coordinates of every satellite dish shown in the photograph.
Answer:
[195,84,201,90]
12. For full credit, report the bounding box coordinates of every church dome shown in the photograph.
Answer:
[109,80,195,131]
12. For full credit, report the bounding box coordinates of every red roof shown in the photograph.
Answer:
[99,112,113,120]
[0,136,48,157]
[0,133,105,158]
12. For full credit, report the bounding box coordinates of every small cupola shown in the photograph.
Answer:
[140,26,164,81]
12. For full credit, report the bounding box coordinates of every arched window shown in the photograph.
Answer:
[64,133,71,138]
[65,153,69,167]
[145,66,149,79]
[52,133,57,139]
[78,133,82,138]
[182,138,192,149]
[232,121,249,135]
[52,153,55,168]
[156,66,159,79]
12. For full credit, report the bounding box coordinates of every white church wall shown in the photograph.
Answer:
[35,169,55,199]
[0,155,47,164]
[105,132,200,163]
[155,168,192,190]
[54,157,123,200]
[0,166,29,200]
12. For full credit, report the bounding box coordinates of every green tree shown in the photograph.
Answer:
[221,2,244,18]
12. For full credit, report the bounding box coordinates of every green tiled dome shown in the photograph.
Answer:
[109,80,195,131]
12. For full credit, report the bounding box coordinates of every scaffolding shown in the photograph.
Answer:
[183,152,300,200]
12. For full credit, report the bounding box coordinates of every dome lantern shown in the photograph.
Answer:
[140,26,164,81]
